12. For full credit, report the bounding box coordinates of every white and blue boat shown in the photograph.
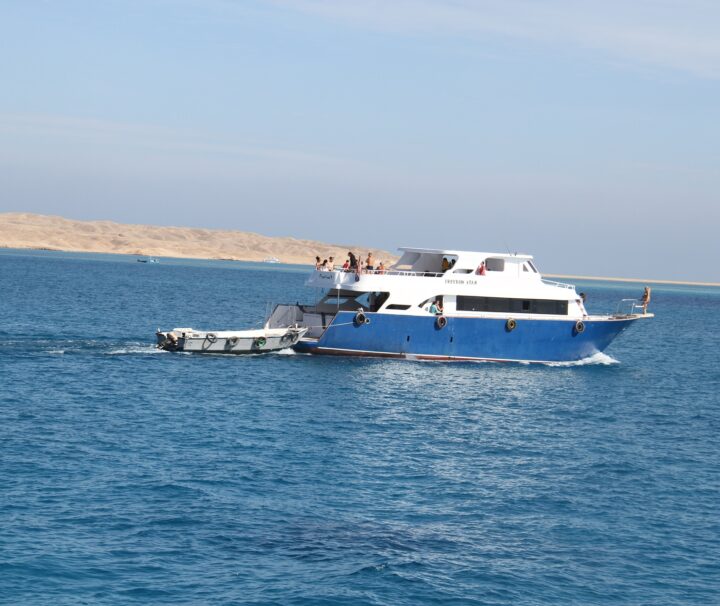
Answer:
[266,247,653,363]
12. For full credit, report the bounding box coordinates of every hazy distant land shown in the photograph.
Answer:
[1,213,718,287]
[0,213,397,267]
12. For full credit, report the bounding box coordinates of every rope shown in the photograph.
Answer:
[298,320,357,330]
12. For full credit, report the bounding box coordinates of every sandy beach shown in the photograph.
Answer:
[0,213,397,267]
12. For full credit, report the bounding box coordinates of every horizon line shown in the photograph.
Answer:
[2,246,718,288]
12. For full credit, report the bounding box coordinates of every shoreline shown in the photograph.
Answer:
[0,212,398,267]
[544,273,720,288]
[3,244,719,288]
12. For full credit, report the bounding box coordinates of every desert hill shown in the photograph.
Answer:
[0,213,397,266]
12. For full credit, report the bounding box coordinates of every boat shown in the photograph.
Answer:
[156,325,307,353]
[261,247,653,363]
[263,257,280,264]
[137,257,158,263]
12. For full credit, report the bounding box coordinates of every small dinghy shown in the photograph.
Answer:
[156,325,307,354]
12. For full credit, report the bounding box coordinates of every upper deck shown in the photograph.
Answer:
[306,247,578,303]
[393,248,534,272]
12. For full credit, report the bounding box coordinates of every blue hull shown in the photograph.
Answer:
[293,311,637,362]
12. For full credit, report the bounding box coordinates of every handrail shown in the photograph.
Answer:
[316,269,446,278]
[541,279,575,290]
[615,298,644,316]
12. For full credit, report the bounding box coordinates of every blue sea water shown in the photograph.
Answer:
[1,249,719,605]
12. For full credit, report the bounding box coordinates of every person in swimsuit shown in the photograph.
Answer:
[640,286,651,314]
[365,252,374,272]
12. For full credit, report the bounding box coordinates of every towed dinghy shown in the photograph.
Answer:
[156,325,307,354]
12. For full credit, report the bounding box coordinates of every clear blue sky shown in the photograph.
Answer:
[1,0,718,281]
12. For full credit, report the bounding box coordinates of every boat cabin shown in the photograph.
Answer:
[390,248,541,278]
[267,247,588,336]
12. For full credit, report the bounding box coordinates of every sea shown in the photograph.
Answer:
[1,249,718,605]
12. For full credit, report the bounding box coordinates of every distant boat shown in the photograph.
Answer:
[137,258,158,264]
[263,257,280,264]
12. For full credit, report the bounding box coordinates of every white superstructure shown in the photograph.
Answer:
[305,248,588,321]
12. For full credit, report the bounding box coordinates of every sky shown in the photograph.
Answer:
[1,0,718,281]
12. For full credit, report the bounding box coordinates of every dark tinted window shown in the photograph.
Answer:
[485,258,505,271]
[386,304,411,310]
[457,296,568,315]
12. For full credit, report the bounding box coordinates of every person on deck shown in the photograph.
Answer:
[476,261,486,276]
[328,257,335,271]
[365,252,374,272]
[315,256,321,270]
[348,252,358,271]
[640,286,651,314]
[441,257,450,272]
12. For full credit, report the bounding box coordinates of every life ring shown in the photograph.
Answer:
[575,320,585,334]
[253,336,267,348]
[506,318,517,331]
[355,312,367,325]
[206,333,218,343]
[436,315,447,329]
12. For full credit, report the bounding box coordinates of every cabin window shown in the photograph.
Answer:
[355,291,390,312]
[452,269,474,274]
[386,304,411,310]
[523,264,529,272]
[485,258,505,272]
[456,296,568,315]
[527,260,539,273]
[418,296,445,311]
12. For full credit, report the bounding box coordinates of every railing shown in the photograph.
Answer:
[615,298,644,316]
[541,279,575,290]
[316,271,577,283]
[314,269,445,278]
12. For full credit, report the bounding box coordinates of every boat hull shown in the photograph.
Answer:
[157,327,305,354]
[293,311,639,363]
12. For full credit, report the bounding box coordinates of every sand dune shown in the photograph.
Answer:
[0,213,398,266]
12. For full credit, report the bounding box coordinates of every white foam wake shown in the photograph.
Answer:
[544,351,619,367]
[106,344,165,355]
[274,347,297,355]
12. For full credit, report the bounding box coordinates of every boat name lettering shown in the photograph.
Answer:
[444,279,478,286]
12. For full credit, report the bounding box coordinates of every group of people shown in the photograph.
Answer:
[441,257,456,272]
[441,256,487,275]
[314,252,386,274]
[314,256,335,271]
